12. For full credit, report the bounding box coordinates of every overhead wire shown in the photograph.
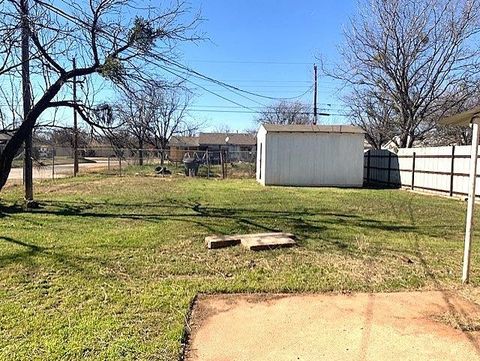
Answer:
[27,1,339,119]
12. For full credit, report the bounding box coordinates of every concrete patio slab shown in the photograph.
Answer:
[185,291,480,361]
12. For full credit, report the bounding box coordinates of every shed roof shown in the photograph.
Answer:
[199,133,256,146]
[261,124,364,134]
[439,107,480,127]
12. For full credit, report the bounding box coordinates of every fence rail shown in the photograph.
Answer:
[364,145,480,197]
[5,146,257,183]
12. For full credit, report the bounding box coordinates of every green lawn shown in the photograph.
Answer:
[0,174,479,360]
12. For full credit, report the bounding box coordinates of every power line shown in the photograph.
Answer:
[24,2,342,118]
[185,108,347,116]
[185,103,344,109]
[158,57,315,101]
[187,60,312,65]
[35,2,317,103]
[212,80,312,83]
[157,65,262,113]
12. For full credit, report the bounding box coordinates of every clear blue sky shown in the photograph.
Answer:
[177,0,356,131]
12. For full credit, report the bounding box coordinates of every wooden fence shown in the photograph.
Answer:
[364,145,480,197]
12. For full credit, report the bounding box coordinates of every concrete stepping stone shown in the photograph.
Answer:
[205,235,242,249]
[205,232,296,250]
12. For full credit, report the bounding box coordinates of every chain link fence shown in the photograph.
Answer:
[6,146,257,183]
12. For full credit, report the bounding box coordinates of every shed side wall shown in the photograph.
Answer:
[265,132,364,186]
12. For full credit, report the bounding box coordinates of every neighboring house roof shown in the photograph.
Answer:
[169,136,200,147]
[0,131,13,144]
[198,133,256,146]
[86,139,112,148]
[364,140,373,150]
[261,124,365,134]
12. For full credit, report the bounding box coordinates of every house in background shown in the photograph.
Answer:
[198,133,256,152]
[198,132,256,162]
[256,124,365,187]
[167,132,257,162]
[0,131,13,155]
[168,136,201,162]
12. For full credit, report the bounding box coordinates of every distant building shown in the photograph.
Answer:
[0,131,13,155]
[168,136,201,162]
[0,131,12,145]
[167,132,256,162]
[198,133,256,152]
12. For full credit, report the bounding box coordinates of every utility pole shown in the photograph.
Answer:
[72,58,79,176]
[313,63,318,125]
[21,0,34,206]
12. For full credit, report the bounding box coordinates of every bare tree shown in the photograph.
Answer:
[142,82,198,164]
[0,0,201,191]
[256,100,312,125]
[426,89,480,145]
[50,128,89,150]
[115,94,151,165]
[329,0,480,148]
[212,123,232,133]
[347,90,397,149]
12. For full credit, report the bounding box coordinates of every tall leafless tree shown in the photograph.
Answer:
[328,0,480,148]
[110,81,199,165]
[346,90,397,149]
[142,82,198,164]
[256,100,312,125]
[0,0,201,191]
[115,94,151,165]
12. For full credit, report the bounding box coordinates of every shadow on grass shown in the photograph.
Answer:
[0,235,129,283]
[0,198,427,253]
[0,199,419,235]
[0,195,461,282]
[405,198,480,356]
[0,236,45,267]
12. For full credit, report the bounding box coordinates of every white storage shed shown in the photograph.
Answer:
[256,124,365,187]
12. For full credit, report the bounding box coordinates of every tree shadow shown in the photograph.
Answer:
[0,235,135,282]
[0,197,426,259]
[406,199,480,356]
[0,236,45,267]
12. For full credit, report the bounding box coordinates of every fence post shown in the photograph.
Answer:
[51,149,55,180]
[220,150,223,179]
[107,156,111,172]
[387,152,392,186]
[366,151,371,183]
[225,150,228,179]
[119,156,122,176]
[206,150,210,179]
[449,145,456,197]
[411,152,416,190]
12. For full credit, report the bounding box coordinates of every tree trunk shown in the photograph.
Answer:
[406,134,414,148]
[138,138,144,166]
[160,139,167,165]
[0,119,34,190]
[0,77,66,191]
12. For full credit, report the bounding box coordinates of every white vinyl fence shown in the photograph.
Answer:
[364,145,478,197]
